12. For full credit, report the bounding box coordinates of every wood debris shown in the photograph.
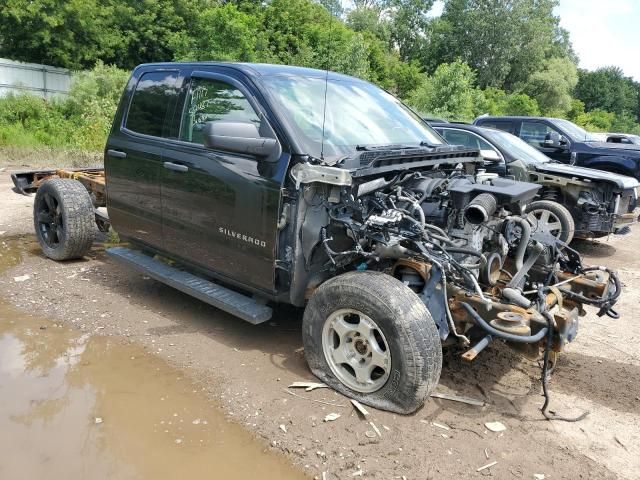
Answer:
[350,399,370,417]
[432,421,450,431]
[324,412,341,422]
[430,391,484,406]
[284,389,346,408]
[369,421,382,437]
[484,421,506,432]
[476,461,497,472]
[288,381,328,392]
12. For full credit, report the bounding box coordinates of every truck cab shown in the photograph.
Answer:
[105,64,289,296]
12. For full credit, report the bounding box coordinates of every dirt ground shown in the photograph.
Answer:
[1,169,639,480]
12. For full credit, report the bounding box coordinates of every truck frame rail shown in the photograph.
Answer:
[11,167,106,206]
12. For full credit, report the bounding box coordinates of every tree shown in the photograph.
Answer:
[476,87,539,116]
[522,57,577,115]
[0,0,119,69]
[0,0,202,70]
[105,0,201,70]
[426,0,574,89]
[574,67,639,121]
[408,60,482,120]
[171,3,262,62]
[574,109,615,132]
[347,6,391,42]
[387,0,435,61]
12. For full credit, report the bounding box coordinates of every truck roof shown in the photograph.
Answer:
[474,116,565,122]
[134,61,364,83]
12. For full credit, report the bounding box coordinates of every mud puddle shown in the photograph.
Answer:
[0,237,306,480]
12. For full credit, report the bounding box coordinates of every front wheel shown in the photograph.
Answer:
[302,271,442,414]
[526,200,575,244]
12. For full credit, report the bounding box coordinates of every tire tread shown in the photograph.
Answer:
[303,271,442,414]
[33,178,95,260]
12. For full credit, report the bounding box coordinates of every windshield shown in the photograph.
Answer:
[554,119,598,142]
[261,76,443,161]
[483,129,550,164]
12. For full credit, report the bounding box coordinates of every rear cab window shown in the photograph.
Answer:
[124,70,181,138]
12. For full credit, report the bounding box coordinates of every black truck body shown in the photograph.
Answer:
[14,63,621,415]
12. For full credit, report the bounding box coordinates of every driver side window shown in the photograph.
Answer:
[180,77,261,144]
[520,122,560,147]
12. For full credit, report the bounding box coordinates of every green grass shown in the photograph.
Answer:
[0,145,103,169]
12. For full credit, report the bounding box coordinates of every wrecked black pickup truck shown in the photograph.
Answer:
[12,63,621,415]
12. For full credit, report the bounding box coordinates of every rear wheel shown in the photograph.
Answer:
[302,271,442,414]
[33,179,95,260]
[526,200,575,244]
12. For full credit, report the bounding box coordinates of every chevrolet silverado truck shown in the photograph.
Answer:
[12,63,621,414]
[473,116,640,180]
[430,122,640,243]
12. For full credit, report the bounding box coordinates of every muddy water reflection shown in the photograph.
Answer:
[0,238,305,480]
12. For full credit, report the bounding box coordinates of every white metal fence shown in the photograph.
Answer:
[0,58,72,99]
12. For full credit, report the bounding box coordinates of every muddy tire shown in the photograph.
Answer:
[526,200,575,244]
[33,178,95,260]
[302,271,442,414]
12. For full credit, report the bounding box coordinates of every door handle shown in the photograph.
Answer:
[107,149,127,159]
[163,162,189,173]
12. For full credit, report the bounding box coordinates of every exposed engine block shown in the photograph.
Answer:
[311,165,620,359]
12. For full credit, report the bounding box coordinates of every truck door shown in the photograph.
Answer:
[518,120,572,163]
[104,69,181,250]
[160,70,284,293]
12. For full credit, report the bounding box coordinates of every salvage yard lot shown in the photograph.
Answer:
[1,170,639,479]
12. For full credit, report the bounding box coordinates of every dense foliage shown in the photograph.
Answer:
[1,0,639,153]
[0,63,128,151]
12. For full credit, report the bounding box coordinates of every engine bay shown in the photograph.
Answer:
[292,158,621,362]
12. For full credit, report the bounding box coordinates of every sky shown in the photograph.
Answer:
[428,0,640,80]
[556,0,640,80]
[361,0,640,81]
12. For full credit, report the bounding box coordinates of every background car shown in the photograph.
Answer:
[472,116,640,180]
[603,133,640,145]
[430,122,640,243]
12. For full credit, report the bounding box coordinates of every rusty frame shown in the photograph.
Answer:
[11,167,106,207]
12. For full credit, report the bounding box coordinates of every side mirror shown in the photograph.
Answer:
[203,121,279,159]
[543,132,568,149]
[480,149,502,164]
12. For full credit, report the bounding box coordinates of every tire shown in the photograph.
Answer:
[302,271,442,414]
[33,178,95,260]
[526,200,575,244]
